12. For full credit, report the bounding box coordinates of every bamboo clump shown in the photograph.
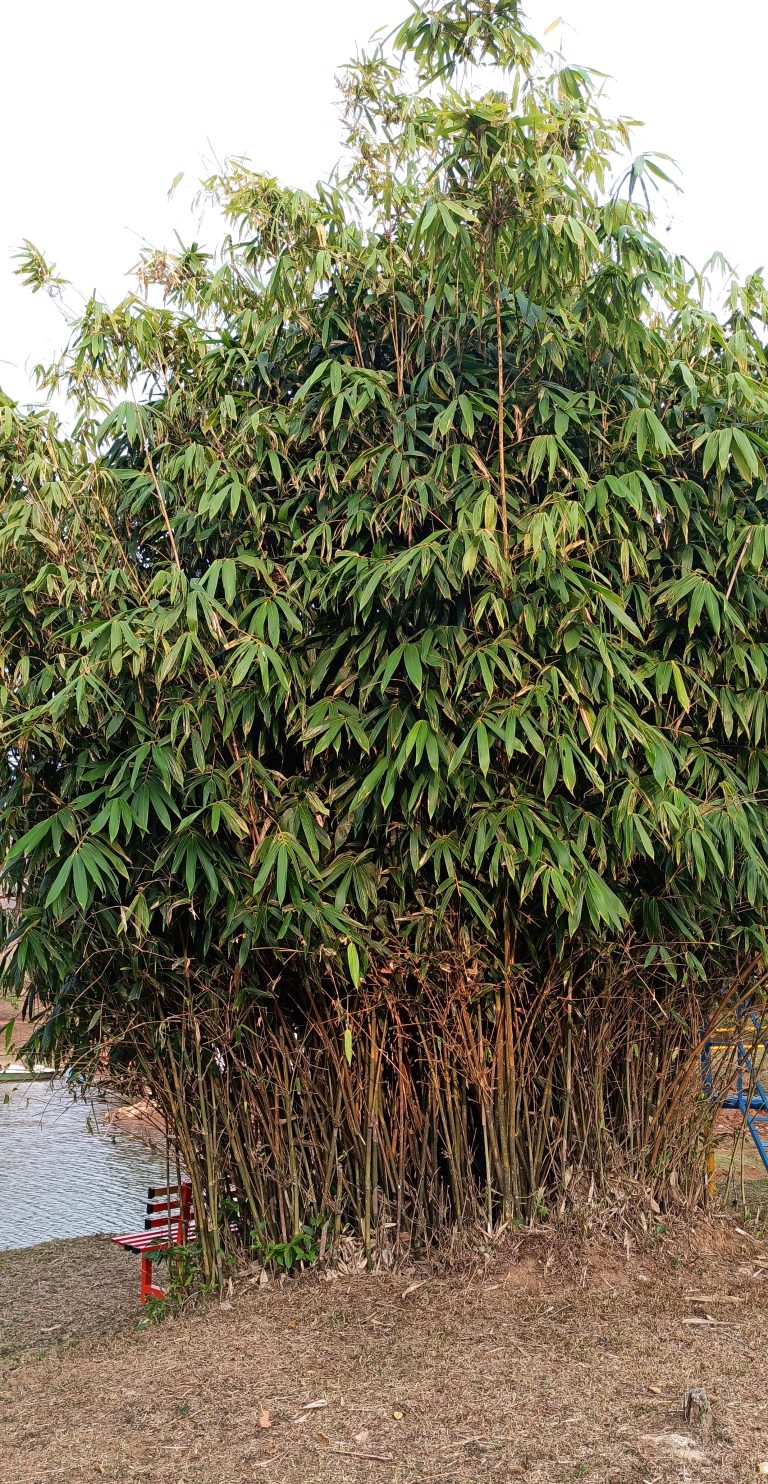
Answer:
[108,945,738,1284]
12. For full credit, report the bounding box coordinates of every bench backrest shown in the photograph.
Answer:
[145,1181,192,1246]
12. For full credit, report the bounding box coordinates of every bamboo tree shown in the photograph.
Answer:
[2,0,768,1262]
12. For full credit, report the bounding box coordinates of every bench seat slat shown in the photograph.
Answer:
[112,1219,197,1254]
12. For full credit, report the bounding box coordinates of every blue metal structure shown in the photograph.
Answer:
[704,1010,768,1176]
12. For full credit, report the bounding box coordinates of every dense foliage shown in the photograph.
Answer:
[3,0,768,1266]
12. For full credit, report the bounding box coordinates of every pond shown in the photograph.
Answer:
[0,1079,172,1251]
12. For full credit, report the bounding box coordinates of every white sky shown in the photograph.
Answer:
[2,0,766,408]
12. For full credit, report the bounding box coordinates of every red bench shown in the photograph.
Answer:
[112,1182,194,1303]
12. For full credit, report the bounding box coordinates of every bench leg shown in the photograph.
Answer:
[140,1254,166,1304]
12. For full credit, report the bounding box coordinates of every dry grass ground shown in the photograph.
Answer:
[1,1222,767,1484]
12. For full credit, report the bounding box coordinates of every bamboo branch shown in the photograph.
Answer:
[495,293,509,563]
[143,437,181,570]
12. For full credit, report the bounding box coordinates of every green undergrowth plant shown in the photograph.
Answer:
[252,1218,323,1274]
[3,0,768,1282]
[139,1242,210,1325]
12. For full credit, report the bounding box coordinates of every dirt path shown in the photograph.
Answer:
[1,1225,767,1484]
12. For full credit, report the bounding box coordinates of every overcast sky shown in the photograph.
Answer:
[2,0,765,408]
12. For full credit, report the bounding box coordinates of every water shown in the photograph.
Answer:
[0,1080,172,1250]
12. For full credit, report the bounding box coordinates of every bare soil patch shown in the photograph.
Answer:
[1,1223,767,1483]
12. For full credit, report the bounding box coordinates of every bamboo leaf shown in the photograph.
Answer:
[347,941,361,987]
[404,644,423,690]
